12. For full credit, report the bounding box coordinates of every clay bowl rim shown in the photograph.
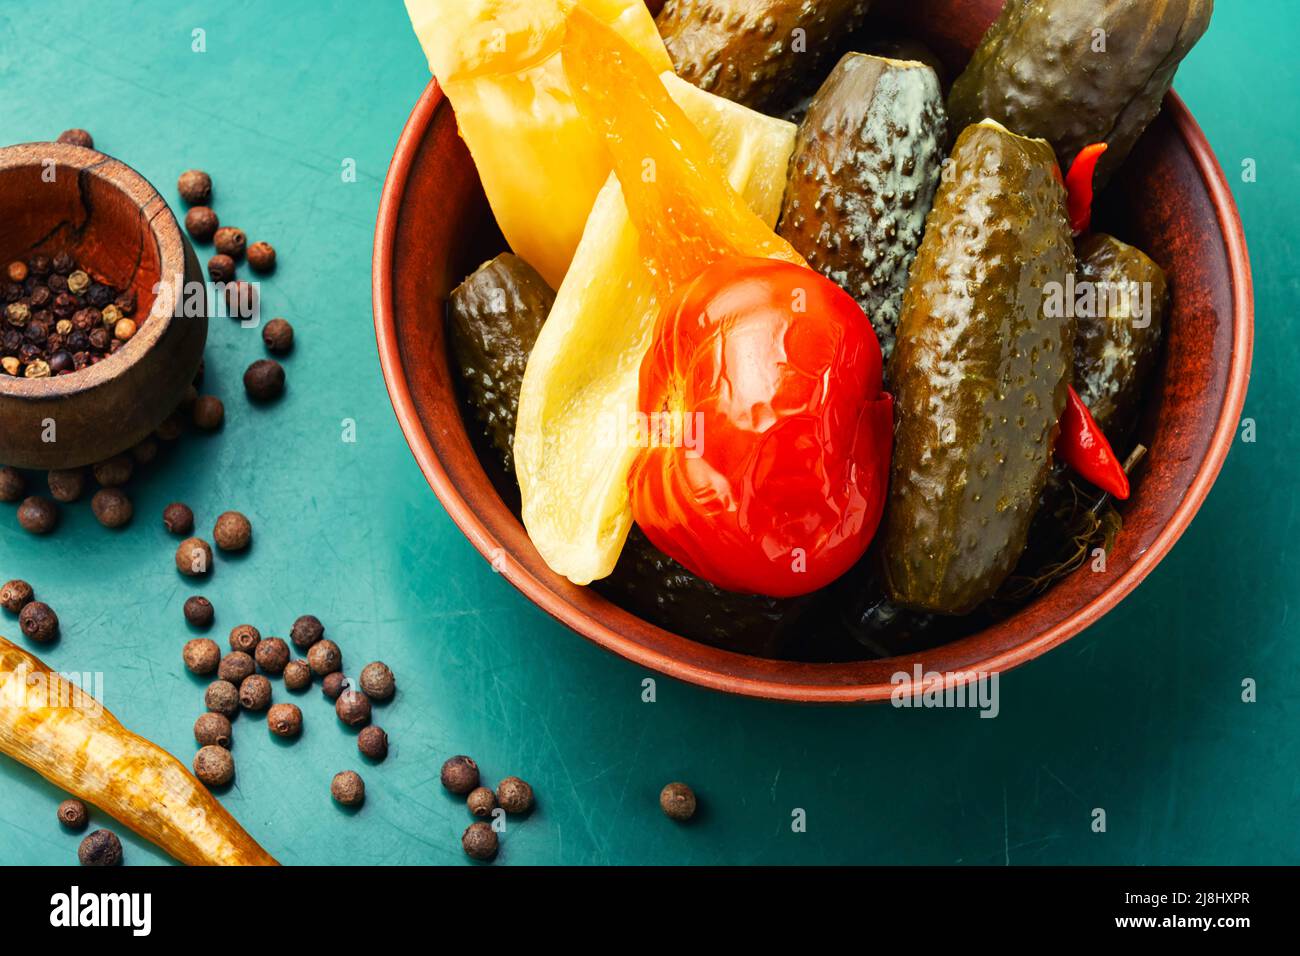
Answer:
[373,79,1254,703]
[0,142,185,400]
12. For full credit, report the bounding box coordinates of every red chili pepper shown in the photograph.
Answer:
[1065,143,1108,235]
[1057,386,1129,499]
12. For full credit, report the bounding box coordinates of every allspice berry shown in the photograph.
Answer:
[214,227,247,259]
[331,770,365,807]
[90,488,133,528]
[185,206,219,241]
[218,651,255,685]
[164,502,195,535]
[255,637,290,675]
[0,466,26,502]
[239,674,273,711]
[58,798,89,830]
[205,680,239,717]
[496,776,534,815]
[0,579,34,613]
[47,468,86,503]
[175,537,213,576]
[290,614,324,649]
[194,745,235,786]
[247,241,276,273]
[243,359,285,402]
[183,638,221,675]
[78,830,123,867]
[213,510,252,551]
[228,623,261,654]
[283,659,312,692]
[462,822,498,862]
[192,395,224,431]
[19,601,59,643]
[183,595,214,628]
[92,455,133,487]
[58,129,95,149]
[267,702,302,739]
[207,253,236,283]
[262,317,293,354]
[194,712,232,748]
[321,672,349,700]
[177,169,212,205]
[358,661,395,701]
[131,437,159,465]
[440,755,480,795]
[659,782,697,822]
[307,639,341,676]
[357,726,388,761]
[335,690,371,727]
[17,496,58,535]
[467,787,496,818]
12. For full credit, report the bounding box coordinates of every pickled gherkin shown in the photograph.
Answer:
[778,53,947,359]
[948,0,1214,184]
[657,0,871,114]
[882,121,1076,616]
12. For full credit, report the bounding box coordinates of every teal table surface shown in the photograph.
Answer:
[0,1,1295,866]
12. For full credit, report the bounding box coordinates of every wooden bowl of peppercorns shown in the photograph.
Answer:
[0,142,207,469]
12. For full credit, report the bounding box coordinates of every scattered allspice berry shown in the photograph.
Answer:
[183,638,221,675]
[214,227,247,260]
[194,712,232,749]
[218,651,255,685]
[213,510,252,551]
[440,755,480,795]
[243,359,285,401]
[58,798,89,830]
[92,454,133,487]
[0,466,26,502]
[331,770,365,807]
[1,579,34,613]
[462,822,498,862]
[194,745,235,787]
[467,787,496,818]
[19,602,59,643]
[17,496,58,535]
[229,623,262,654]
[205,680,240,717]
[321,672,349,700]
[358,661,395,701]
[131,438,159,465]
[175,537,213,576]
[163,502,195,535]
[307,639,342,676]
[91,488,133,528]
[659,782,697,822]
[267,702,302,739]
[47,468,86,503]
[207,254,236,283]
[247,241,276,273]
[357,726,388,761]
[335,690,371,727]
[254,637,290,675]
[239,674,273,711]
[283,659,312,692]
[58,129,94,149]
[78,830,123,867]
[192,395,224,431]
[185,206,219,242]
[496,776,534,815]
[183,595,215,629]
[290,614,324,649]
[156,412,184,442]
[177,169,212,205]
[262,317,293,354]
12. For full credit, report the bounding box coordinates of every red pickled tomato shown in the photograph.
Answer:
[628,257,894,598]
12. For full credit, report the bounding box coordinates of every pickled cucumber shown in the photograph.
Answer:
[447,254,556,476]
[657,0,871,114]
[778,53,948,360]
[947,0,1214,184]
[881,121,1076,616]
[1073,233,1167,437]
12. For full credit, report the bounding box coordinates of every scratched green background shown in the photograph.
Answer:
[0,1,1294,866]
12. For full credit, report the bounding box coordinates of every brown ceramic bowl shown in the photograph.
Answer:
[0,143,206,469]
[373,0,1253,701]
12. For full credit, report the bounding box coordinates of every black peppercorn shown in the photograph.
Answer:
[214,227,247,259]
[51,252,74,274]
[175,537,213,576]
[659,782,697,821]
[207,254,236,283]
[307,639,342,676]
[218,651,255,685]
[267,702,302,739]
[57,129,94,149]
[183,638,221,675]
[192,395,224,431]
[78,829,123,867]
[335,690,371,727]
[239,674,273,711]
[228,623,261,654]
[177,169,212,205]
[163,502,195,535]
[58,798,88,830]
[92,454,133,488]
[0,466,26,502]
[194,712,232,748]
[19,601,58,643]
[91,488,133,528]
[496,776,534,815]
[1,579,34,613]
[462,822,498,862]
[213,510,252,551]
[243,359,285,401]
[185,206,219,241]
[205,679,239,717]
[290,614,324,649]
[331,770,365,807]
[441,755,480,795]
[467,787,496,818]
[321,672,349,700]
[262,317,294,354]
[46,468,86,503]
[358,661,396,701]
[254,637,290,675]
[194,745,235,786]
[357,725,388,761]
[17,496,58,535]
[184,595,215,628]
[283,659,312,692]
